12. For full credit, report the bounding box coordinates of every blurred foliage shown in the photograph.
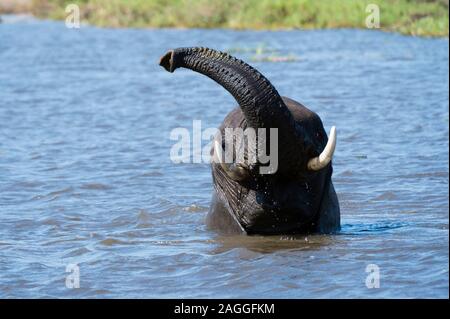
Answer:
[26,0,450,36]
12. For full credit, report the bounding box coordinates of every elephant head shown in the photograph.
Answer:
[159,47,340,235]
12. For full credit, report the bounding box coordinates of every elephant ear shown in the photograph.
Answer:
[315,179,340,233]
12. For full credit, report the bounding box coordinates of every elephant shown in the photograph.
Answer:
[159,47,340,235]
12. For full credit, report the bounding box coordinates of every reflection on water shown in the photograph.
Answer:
[0,15,448,298]
[212,222,407,254]
[212,234,338,254]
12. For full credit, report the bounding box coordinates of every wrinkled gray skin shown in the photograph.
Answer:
[159,47,340,235]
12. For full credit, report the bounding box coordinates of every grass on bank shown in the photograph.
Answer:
[17,0,450,36]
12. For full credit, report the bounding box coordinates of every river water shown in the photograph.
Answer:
[0,15,448,298]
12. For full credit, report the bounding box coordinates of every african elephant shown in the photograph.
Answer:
[159,47,339,235]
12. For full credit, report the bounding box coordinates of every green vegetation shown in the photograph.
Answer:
[11,0,450,36]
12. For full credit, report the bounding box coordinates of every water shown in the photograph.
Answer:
[0,16,448,298]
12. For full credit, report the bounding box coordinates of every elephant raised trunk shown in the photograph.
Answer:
[159,47,340,234]
[159,47,315,175]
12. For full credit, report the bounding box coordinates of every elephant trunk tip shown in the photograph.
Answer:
[159,50,175,73]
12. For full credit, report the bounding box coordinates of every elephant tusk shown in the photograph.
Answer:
[213,139,249,181]
[307,126,337,171]
[213,139,225,165]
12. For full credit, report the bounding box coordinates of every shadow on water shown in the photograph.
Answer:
[211,233,338,254]
[339,221,409,235]
[210,221,408,254]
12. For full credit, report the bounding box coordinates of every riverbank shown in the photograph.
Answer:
[0,0,32,13]
[1,0,449,37]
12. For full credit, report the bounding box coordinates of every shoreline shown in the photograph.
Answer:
[1,13,448,39]
[1,0,448,37]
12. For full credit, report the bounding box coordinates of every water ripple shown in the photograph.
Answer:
[0,19,447,298]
